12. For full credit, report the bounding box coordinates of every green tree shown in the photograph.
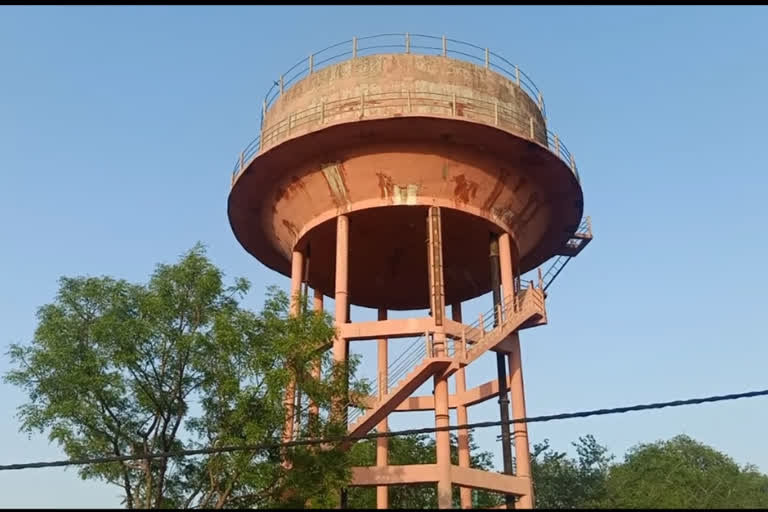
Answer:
[5,244,369,509]
[601,434,768,509]
[530,434,613,508]
[347,431,505,508]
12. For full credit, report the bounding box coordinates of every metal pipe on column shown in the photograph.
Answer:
[490,233,516,509]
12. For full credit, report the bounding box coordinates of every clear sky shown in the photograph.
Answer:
[2,5,768,508]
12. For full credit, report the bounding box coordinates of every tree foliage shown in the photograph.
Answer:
[531,433,768,509]
[5,244,368,509]
[601,435,768,509]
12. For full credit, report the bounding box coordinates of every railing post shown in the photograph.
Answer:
[538,267,543,289]
[287,114,291,136]
[461,329,467,358]
[515,65,520,86]
[425,331,431,357]
[494,100,499,126]
[309,53,314,74]
[239,151,244,173]
[442,35,447,57]
[452,93,456,116]
[479,313,485,338]
[407,90,412,113]
[537,91,543,111]
[485,48,490,69]
[352,36,357,58]
[529,116,535,140]
[497,304,503,326]
[587,216,592,235]
[279,75,284,96]
[405,33,410,54]
[570,154,576,172]
[320,101,325,124]
[360,92,365,118]
[262,100,267,124]
[555,134,560,157]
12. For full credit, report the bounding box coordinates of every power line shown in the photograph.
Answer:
[1,387,766,472]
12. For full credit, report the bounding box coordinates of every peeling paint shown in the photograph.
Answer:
[393,184,419,205]
[452,174,479,204]
[376,172,394,200]
[321,162,351,207]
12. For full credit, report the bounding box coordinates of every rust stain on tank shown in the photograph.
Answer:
[376,172,395,200]
[452,174,478,204]
[321,162,351,207]
[282,219,299,239]
[482,168,510,211]
[456,102,466,117]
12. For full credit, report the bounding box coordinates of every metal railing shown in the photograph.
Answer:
[260,33,546,123]
[231,89,580,184]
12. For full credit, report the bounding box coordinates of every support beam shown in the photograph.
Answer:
[428,207,452,509]
[308,288,323,421]
[453,302,472,509]
[509,337,534,508]
[335,215,350,509]
[283,249,304,449]
[491,234,515,509]
[376,308,388,510]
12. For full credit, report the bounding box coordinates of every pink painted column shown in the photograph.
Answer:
[498,233,515,310]
[500,232,534,508]
[309,288,324,421]
[453,302,472,509]
[509,338,534,508]
[333,215,350,421]
[376,308,389,509]
[282,249,304,445]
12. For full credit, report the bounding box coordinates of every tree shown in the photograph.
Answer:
[5,244,369,509]
[346,431,505,508]
[530,434,612,509]
[601,435,768,509]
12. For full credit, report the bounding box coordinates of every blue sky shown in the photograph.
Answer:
[2,5,768,507]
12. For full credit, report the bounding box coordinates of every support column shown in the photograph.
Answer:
[308,288,323,421]
[376,308,389,509]
[282,249,304,447]
[500,232,535,508]
[509,338,534,509]
[453,302,472,509]
[334,215,350,509]
[491,234,515,509]
[428,206,452,509]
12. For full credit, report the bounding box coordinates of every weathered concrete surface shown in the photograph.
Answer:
[228,54,583,310]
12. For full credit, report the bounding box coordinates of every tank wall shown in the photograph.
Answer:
[264,54,546,143]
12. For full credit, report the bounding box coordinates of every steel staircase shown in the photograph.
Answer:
[345,283,546,440]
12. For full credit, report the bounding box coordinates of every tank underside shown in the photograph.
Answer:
[228,115,583,310]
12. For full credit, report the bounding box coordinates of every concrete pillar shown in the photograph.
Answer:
[334,215,350,362]
[376,308,389,509]
[428,207,451,508]
[509,337,534,508]
[434,360,452,509]
[282,249,304,445]
[308,288,323,421]
[499,233,515,307]
[453,302,472,509]
[335,215,350,510]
